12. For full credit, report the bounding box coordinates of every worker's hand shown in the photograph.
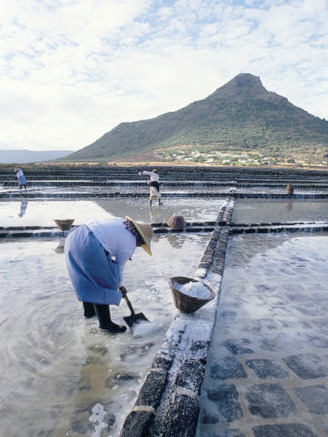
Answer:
[138,171,142,175]
[119,286,127,296]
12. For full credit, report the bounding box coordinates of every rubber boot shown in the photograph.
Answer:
[94,304,127,334]
[83,302,96,318]
[149,196,153,206]
[158,197,163,205]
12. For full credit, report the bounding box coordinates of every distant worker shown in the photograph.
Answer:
[138,169,163,206]
[14,166,27,189]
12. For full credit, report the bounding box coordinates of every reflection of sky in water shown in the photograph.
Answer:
[1,183,327,196]
[233,199,328,223]
[0,198,226,227]
[2,196,328,228]
[0,200,110,227]
[0,183,231,195]
[236,186,328,194]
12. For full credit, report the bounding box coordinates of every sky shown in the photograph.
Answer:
[1,0,328,152]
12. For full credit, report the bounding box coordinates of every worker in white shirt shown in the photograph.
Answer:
[138,169,163,206]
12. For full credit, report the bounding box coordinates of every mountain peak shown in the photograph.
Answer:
[227,73,264,89]
[209,73,266,100]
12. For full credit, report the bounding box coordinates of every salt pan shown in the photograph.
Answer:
[175,281,211,299]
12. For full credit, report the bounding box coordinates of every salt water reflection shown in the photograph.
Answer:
[0,198,226,227]
[233,198,328,223]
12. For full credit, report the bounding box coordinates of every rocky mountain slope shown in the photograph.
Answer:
[63,74,328,165]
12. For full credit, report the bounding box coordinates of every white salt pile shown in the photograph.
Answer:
[175,281,211,299]
[131,321,160,337]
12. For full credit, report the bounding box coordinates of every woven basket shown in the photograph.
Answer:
[169,276,215,313]
[286,184,294,195]
[167,214,186,229]
[54,219,75,231]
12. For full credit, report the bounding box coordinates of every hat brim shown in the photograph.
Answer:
[125,216,152,256]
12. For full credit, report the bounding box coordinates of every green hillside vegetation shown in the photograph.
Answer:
[64,74,328,166]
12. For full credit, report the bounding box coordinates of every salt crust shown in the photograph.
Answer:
[174,281,211,299]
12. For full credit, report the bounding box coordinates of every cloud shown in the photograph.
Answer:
[1,0,328,151]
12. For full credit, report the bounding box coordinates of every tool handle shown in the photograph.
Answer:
[122,290,136,316]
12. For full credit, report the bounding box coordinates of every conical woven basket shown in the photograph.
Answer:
[286,184,294,195]
[54,219,75,231]
[167,214,186,229]
[169,276,215,313]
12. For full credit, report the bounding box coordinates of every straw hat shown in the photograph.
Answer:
[125,216,153,256]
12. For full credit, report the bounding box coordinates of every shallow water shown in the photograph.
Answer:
[0,197,226,227]
[233,198,328,223]
[236,186,328,195]
[198,233,328,436]
[2,189,328,436]
[0,183,231,196]
[0,233,210,437]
